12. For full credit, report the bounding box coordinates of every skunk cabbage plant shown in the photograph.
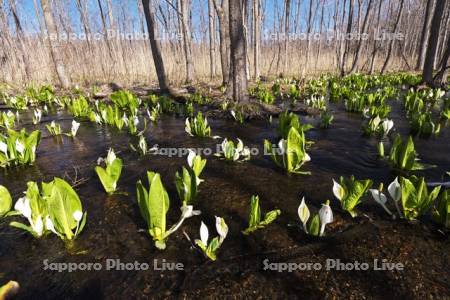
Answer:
[332,176,372,217]
[46,121,62,136]
[195,217,228,261]
[319,110,334,129]
[409,112,440,137]
[298,198,333,236]
[68,95,91,117]
[137,171,200,249]
[175,150,207,206]
[185,112,211,137]
[110,90,140,115]
[243,195,280,235]
[264,127,311,174]
[369,183,394,218]
[10,178,86,240]
[95,148,123,195]
[0,111,15,129]
[363,116,394,137]
[432,190,449,228]
[400,176,441,220]
[33,108,42,124]
[0,129,40,168]
[388,134,432,171]
[130,136,157,156]
[0,185,12,218]
[277,111,313,139]
[215,138,251,162]
[69,120,80,137]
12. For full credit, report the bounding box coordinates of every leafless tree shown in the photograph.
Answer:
[40,0,71,88]
[229,0,248,102]
[142,0,170,91]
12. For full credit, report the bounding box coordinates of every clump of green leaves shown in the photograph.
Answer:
[409,112,440,137]
[230,109,245,124]
[46,121,62,136]
[215,138,251,162]
[400,176,441,220]
[5,95,29,110]
[175,150,207,206]
[306,95,326,110]
[264,127,311,174]
[68,95,91,117]
[95,149,123,195]
[277,111,313,139]
[251,84,275,104]
[10,178,86,240]
[387,134,433,172]
[0,129,41,168]
[185,112,212,137]
[319,110,334,129]
[195,217,228,261]
[0,111,16,129]
[332,176,372,217]
[0,185,12,218]
[110,90,140,115]
[362,116,394,137]
[137,171,201,250]
[298,198,333,236]
[130,135,157,156]
[433,190,449,228]
[243,195,280,235]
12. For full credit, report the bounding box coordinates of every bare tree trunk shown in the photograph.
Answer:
[142,0,170,91]
[415,0,434,70]
[40,0,70,88]
[349,0,374,73]
[283,0,291,75]
[180,0,194,83]
[302,0,316,77]
[208,0,217,79]
[253,0,261,80]
[315,0,325,70]
[369,0,383,74]
[435,1,450,69]
[340,0,354,76]
[380,0,405,74]
[434,39,450,84]
[9,0,32,81]
[423,0,447,85]
[213,0,230,86]
[229,0,249,102]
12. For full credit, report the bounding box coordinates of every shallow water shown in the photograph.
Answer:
[0,98,449,299]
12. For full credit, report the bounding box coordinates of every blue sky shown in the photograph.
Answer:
[7,0,340,38]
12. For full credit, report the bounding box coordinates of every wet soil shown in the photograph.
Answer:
[0,96,449,299]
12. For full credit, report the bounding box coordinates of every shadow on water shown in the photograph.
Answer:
[0,100,449,299]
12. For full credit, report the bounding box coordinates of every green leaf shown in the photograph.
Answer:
[205,237,220,261]
[400,176,441,220]
[46,178,83,240]
[248,195,261,228]
[175,167,197,205]
[432,190,450,228]
[0,185,12,218]
[95,157,122,195]
[10,221,37,237]
[95,166,114,194]
[260,209,281,226]
[339,176,372,217]
[146,172,170,242]
[307,214,320,236]
[107,158,123,184]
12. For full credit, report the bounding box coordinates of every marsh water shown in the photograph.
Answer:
[1,98,449,299]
